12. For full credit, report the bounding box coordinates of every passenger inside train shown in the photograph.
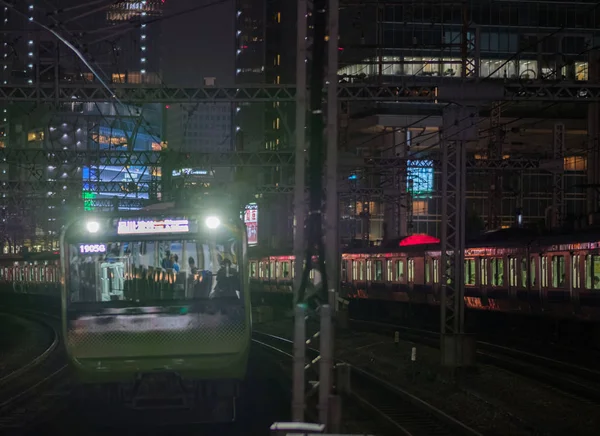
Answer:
[67,239,241,303]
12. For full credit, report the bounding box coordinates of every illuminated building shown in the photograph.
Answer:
[234,0,296,248]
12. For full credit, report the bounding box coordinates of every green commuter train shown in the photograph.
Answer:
[60,204,250,420]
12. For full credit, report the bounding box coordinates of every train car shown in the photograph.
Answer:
[248,230,600,322]
[61,204,250,420]
[0,251,61,296]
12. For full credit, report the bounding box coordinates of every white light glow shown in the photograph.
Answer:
[205,216,220,229]
[86,221,100,233]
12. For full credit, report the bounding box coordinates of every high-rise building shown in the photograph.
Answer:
[0,1,165,251]
[234,0,296,248]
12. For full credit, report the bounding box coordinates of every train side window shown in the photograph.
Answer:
[250,261,257,278]
[341,260,348,281]
[572,255,581,289]
[395,260,405,282]
[352,260,358,280]
[530,257,537,286]
[541,256,548,287]
[366,260,373,281]
[374,260,383,281]
[585,255,600,289]
[275,261,281,279]
[407,258,415,283]
[292,261,296,279]
[258,261,264,278]
[425,259,431,283]
[282,261,290,279]
[465,259,475,285]
[359,261,365,281]
[508,257,518,287]
[480,258,488,286]
[386,260,393,281]
[269,261,275,279]
[521,258,528,287]
[491,258,504,286]
[433,259,439,283]
[551,256,566,288]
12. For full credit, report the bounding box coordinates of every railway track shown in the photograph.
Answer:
[252,331,481,436]
[350,318,600,403]
[0,311,70,432]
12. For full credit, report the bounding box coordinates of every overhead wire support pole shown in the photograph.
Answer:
[297,0,328,304]
[325,0,339,311]
[440,105,477,370]
[293,0,309,305]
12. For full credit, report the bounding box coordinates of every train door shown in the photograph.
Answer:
[99,261,125,301]
[407,258,415,290]
[571,253,582,313]
[540,254,549,309]
[508,257,518,309]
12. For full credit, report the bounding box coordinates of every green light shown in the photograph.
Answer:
[83,191,97,211]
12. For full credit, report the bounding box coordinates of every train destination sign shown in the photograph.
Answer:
[117,219,190,235]
[79,243,107,254]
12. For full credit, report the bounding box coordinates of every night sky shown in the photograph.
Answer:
[160,0,235,87]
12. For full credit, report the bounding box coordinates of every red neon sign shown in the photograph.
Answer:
[399,234,440,246]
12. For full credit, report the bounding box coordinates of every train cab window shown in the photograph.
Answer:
[366,260,373,281]
[374,260,383,281]
[551,256,566,288]
[282,261,290,279]
[491,258,504,287]
[407,258,415,283]
[572,255,581,289]
[465,259,475,285]
[541,257,548,287]
[585,255,600,289]
[480,258,489,286]
[530,257,537,287]
[433,259,440,284]
[250,261,257,278]
[386,260,393,281]
[395,260,405,282]
[508,257,518,287]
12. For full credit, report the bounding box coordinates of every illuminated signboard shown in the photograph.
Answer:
[117,219,190,235]
[243,203,258,246]
[79,244,107,254]
[172,168,210,177]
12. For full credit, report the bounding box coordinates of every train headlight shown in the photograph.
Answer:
[86,220,100,233]
[205,216,220,229]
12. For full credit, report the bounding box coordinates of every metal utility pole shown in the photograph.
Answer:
[440,106,477,369]
[293,0,309,303]
[296,0,328,303]
[325,0,339,310]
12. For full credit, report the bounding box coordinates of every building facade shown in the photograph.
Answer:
[0,0,165,252]
[234,0,296,249]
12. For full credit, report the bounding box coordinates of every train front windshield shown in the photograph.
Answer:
[64,217,244,305]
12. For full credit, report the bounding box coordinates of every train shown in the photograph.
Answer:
[248,229,600,322]
[0,205,251,421]
[4,226,600,325]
